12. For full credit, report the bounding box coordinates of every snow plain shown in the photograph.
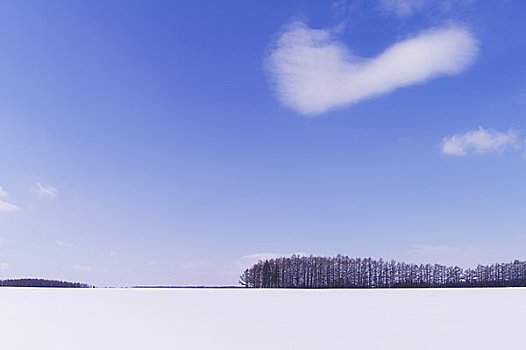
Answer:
[0,287,524,349]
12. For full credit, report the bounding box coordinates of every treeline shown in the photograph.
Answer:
[0,278,90,288]
[239,255,526,288]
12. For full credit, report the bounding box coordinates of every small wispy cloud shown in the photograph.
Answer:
[441,127,519,156]
[74,264,92,272]
[0,186,21,213]
[0,186,8,198]
[266,22,478,115]
[238,252,310,268]
[378,0,426,17]
[56,240,74,248]
[401,237,526,268]
[376,0,475,18]
[0,262,9,270]
[0,200,20,213]
[33,182,58,199]
[514,92,526,105]
[239,253,283,263]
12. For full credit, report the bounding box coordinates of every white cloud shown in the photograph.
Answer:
[441,127,519,156]
[266,22,478,115]
[0,262,9,270]
[0,186,21,213]
[33,182,58,199]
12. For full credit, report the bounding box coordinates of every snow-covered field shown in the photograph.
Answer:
[1,287,524,349]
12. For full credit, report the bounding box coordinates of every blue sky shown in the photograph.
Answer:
[0,0,525,286]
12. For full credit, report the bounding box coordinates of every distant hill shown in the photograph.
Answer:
[0,278,91,288]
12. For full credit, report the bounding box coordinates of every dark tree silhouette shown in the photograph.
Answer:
[0,278,90,288]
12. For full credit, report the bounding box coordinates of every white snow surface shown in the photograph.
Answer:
[0,287,524,349]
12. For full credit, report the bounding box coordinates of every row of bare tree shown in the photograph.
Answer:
[239,255,526,288]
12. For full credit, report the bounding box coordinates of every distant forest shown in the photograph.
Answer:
[0,279,90,288]
[240,255,526,288]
